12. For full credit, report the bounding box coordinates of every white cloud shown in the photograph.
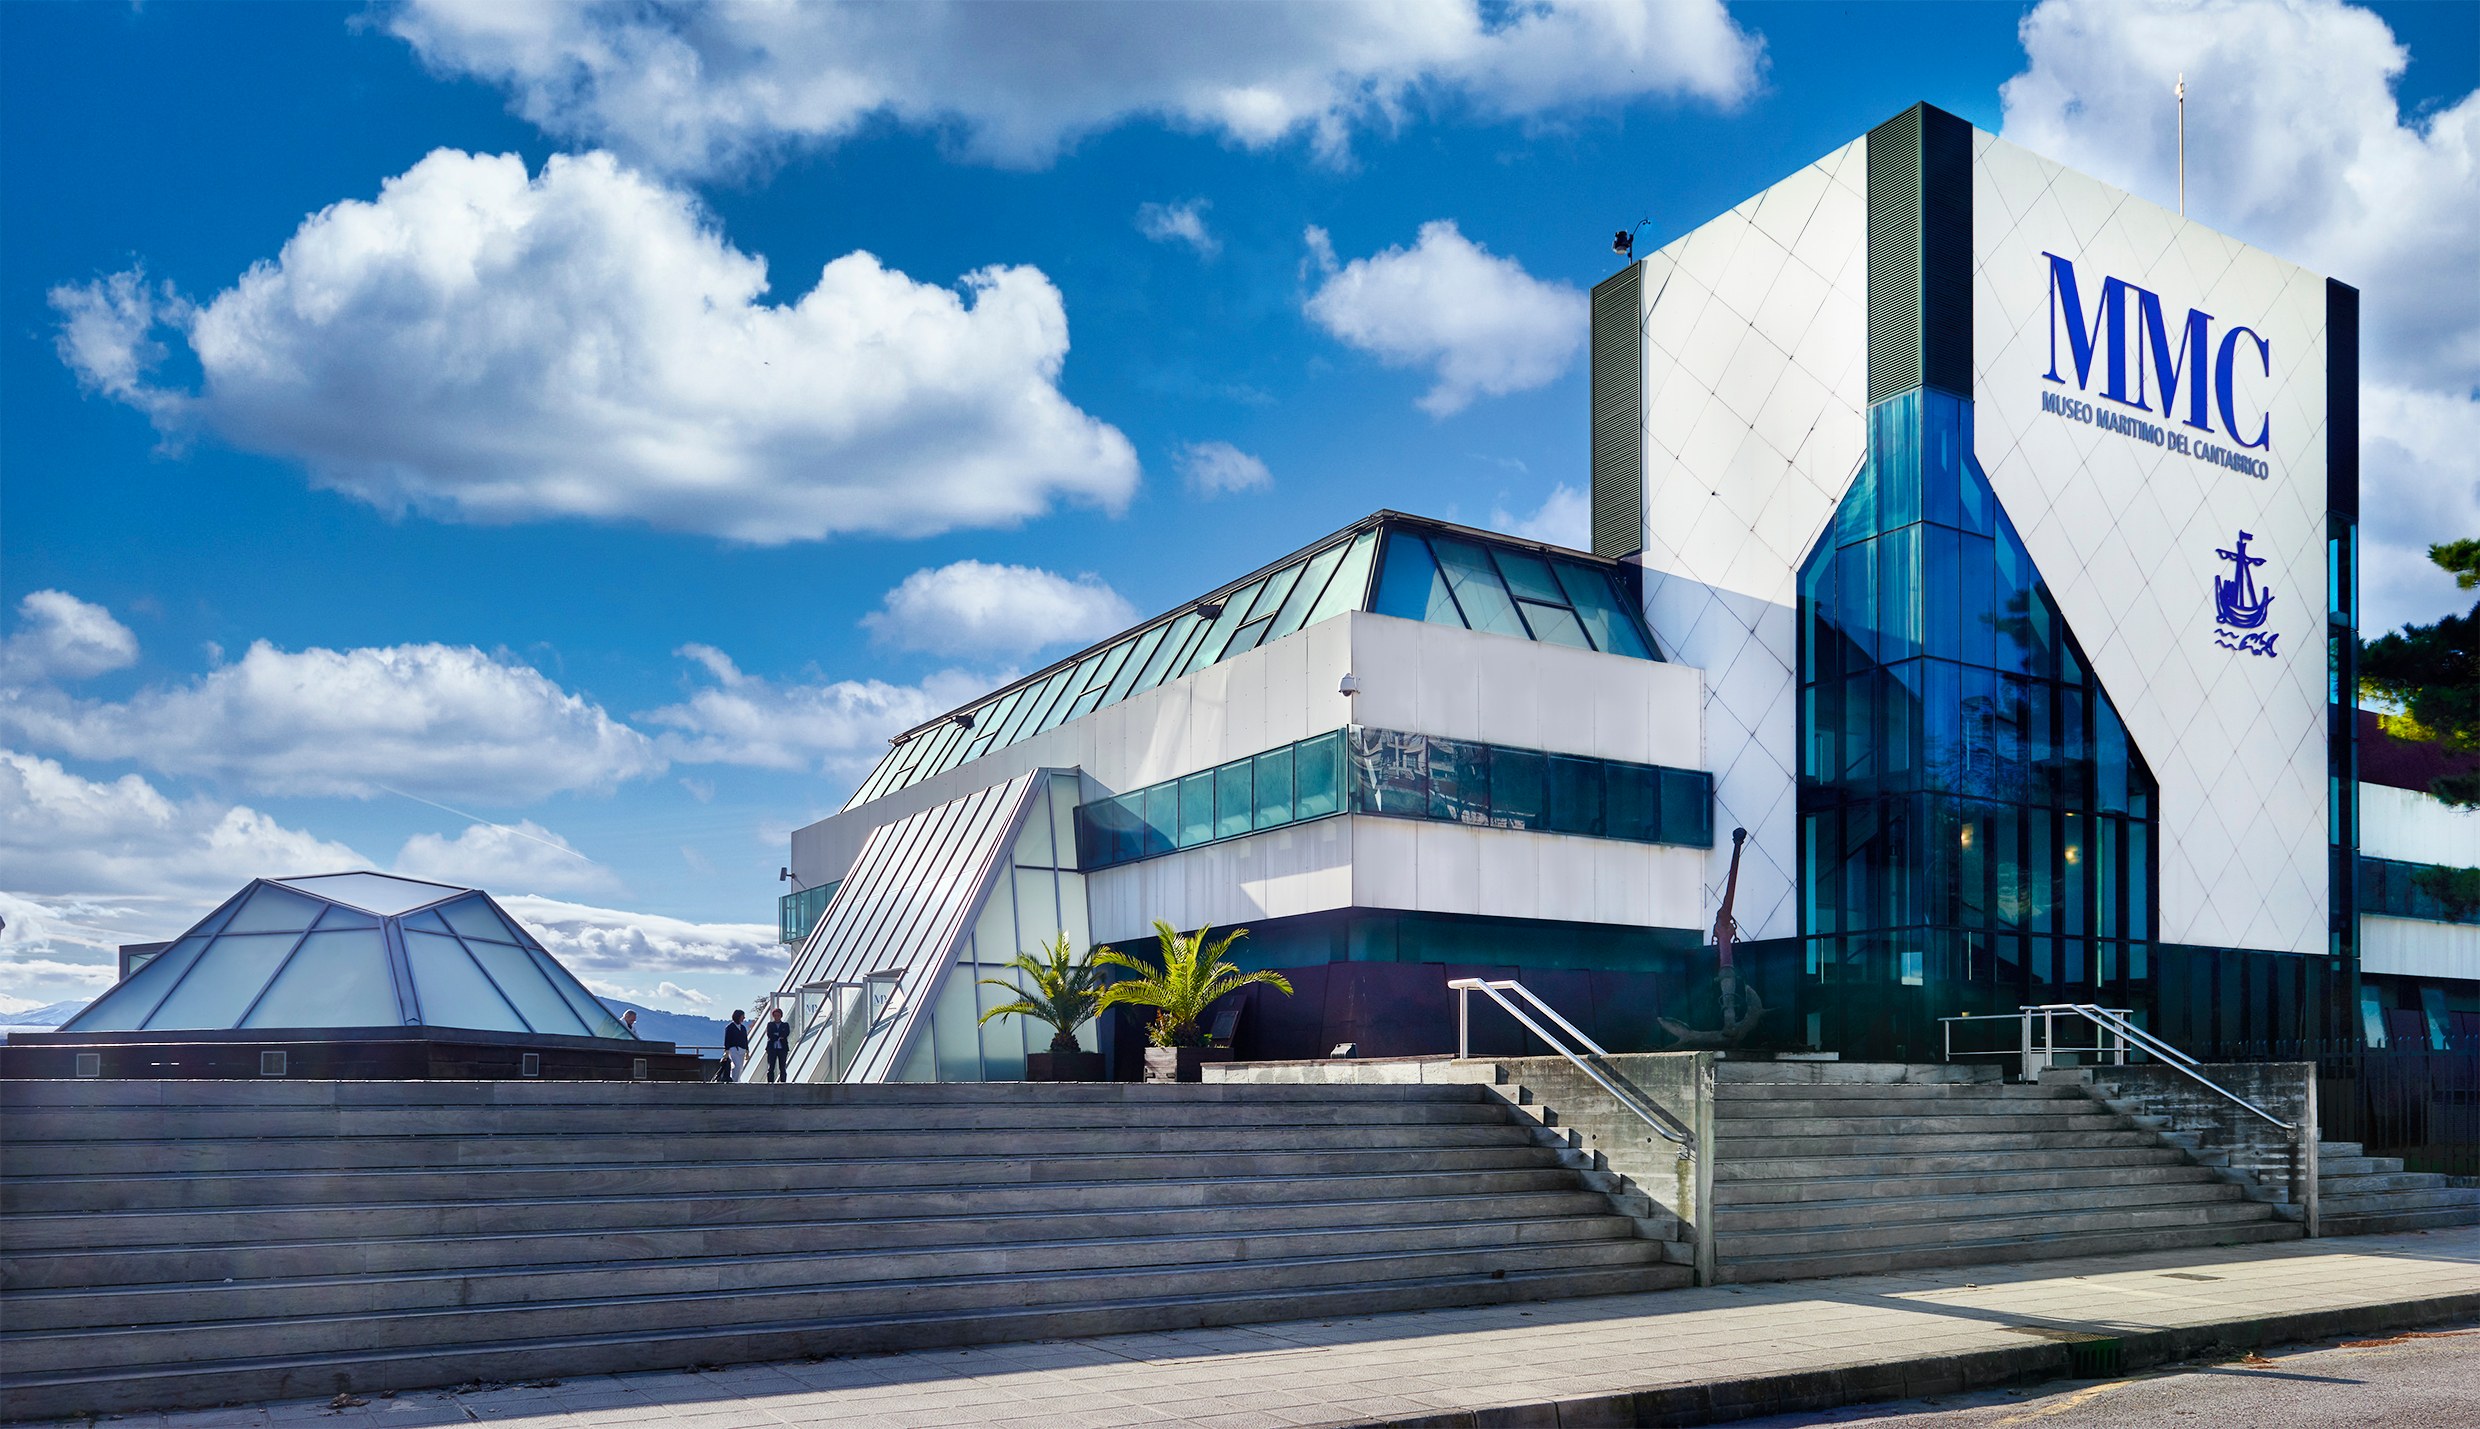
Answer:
[386,1,1763,176]
[1491,483,1592,548]
[861,561,1137,658]
[1137,199,1220,257]
[499,893,783,981]
[0,889,142,1010]
[645,644,995,774]
[0,750,369,905]
[2000,0,2479,632]
[2,590,138,682]
[1,633,660,803]
[394,819,621,896]
[1176,441,1274,498]
[1303,220,1587,416]
[51,148,1138,544]
[656,979,714,1010]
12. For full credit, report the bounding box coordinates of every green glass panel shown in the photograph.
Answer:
[440,896,519,944]
[1182,580,1265,676]
[1247,562,1306,622]
[1518,600,1593,650]
[1492,550,1566,604]
[145,933,299,1030]
[1296,732,1343,818]
[59,934,213,1031]
[1177,772,1215,848]
[1128,613,1200,696]
[1305,531,1378,625]
[222,884,324,934]
[404,930,527,1032]
[464,937,590,1035]
[1490,749,1545,830]
[1370,533,1463,626]
[1254,746,1295,828]
[1215,759,1255,840]
[1100,623,1168,707]
[1430,538,1528,638]
[1554,562,1654,658]
[242,929,396,1029]
[1264,540,1349,642]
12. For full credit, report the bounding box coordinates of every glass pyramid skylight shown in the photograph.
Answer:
[58,874,632,1039]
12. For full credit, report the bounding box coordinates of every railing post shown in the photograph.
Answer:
[1692,1053,1717,1287]
[2297,1075,2321,1238]
[1456,984,1469,1059]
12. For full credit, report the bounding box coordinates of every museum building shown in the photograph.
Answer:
[764,103,2480,1081]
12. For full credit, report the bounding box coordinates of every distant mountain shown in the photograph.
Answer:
[598,999,729,1051]
[0,1000,87,1030]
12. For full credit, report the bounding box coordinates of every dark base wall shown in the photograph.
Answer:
[0,1027,706,1082]
[1097,910,1795,1068]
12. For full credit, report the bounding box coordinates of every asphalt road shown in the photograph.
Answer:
[1736,1321,2480,1428]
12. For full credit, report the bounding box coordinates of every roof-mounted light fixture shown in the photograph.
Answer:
[1612,218,1652,259]
[953,711,975,730]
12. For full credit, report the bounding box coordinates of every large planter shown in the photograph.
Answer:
[1026,1050,1105,1082]
[1143,1046,1233,1083]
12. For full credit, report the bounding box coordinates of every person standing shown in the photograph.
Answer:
[763,1007,791,1083]
[722,1010,749,1082]
[620,1009,638,1035]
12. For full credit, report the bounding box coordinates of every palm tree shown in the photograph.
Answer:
[1096,922,1292,1048]
[976,932,1107,1055]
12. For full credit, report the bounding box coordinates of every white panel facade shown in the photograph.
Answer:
[1085,816,1355,945]
[1972,131,2331,954]
[1630,136,1871,942]
[1348,819,1705,930]
[2361,916,2480,982]
[2361,783,2480,867]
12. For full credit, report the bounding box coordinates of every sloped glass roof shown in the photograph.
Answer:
[272,871,466,916]
[58,876,631,1040]
[844,512,1659,810]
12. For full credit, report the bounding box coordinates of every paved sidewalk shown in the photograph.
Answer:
[59,1227,2480,1429]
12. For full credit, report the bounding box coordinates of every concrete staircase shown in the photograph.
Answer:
[2316,1141,2480,1234]
[1712,1061,2300,1282]
[0,1079,1688,1419]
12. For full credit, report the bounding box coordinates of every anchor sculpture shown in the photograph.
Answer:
[1660,826,1765,1048]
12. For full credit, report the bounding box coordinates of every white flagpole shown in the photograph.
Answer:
[2177,73,2187,216]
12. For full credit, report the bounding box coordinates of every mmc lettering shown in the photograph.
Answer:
[2041,252,2271,451]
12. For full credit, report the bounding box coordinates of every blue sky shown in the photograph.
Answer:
[4,0,2473,1017]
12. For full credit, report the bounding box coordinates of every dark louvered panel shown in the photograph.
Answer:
[1867,103,1973,404]
[1589,263,1644,558]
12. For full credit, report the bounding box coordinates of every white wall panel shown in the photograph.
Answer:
[1973,131,2331,953]
[2360,916,2480,982]
[1631,135,1869,941]
[2362,783,2480,867]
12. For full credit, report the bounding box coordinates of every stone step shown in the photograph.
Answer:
[1715,1113,2136,1139]
[1711,1096,2093,1120]
[1715,1063,1999,1085]
[0,1187,1628,1291]
[1718,1177,2248,1232]
[2319,1141,2364,1157]
[1714,1128,2159,1157]
[1715,1082,2074,1101]
[0,1081,1489,1110]
[2311,1170,2463,1196]
[1718,1198,2282,1259]
[1713,1161,2221,1205]
[2319,1155,2409,1176]
[0,1258,1693,1422]
[0,1165,1596,1253]
[1716,1145,2191,1181]
[5,1213,1644,1331]
[1717,1217,2302,1284]
[2321,1206,2480,1236]
[2317,1186,2480,1216]
[0,1099,1514,1142]
[3,1121,1535,1176]
[1,1237,1674,1375]
[2,1144,1566,1215]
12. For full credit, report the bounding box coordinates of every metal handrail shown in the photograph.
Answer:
[2018,1002,2294,1133]
[1448,978,1693,1150]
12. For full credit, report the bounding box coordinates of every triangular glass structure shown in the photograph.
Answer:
[772,771,1091,1083]
[58,874,631,1039]
[1797,389,2159,1040]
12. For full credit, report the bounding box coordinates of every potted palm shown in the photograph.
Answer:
[977,932,1108,1081]
[1097,922,1292,1082]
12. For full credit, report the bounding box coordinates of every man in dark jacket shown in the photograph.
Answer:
[721,1010,749,1082]
[764,1007,792,1083]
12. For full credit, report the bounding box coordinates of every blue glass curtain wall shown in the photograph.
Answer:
[1075,728,1714,871]
[1797,389,2162,1057]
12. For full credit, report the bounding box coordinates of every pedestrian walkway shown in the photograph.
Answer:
[51,1227,2479,1429]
